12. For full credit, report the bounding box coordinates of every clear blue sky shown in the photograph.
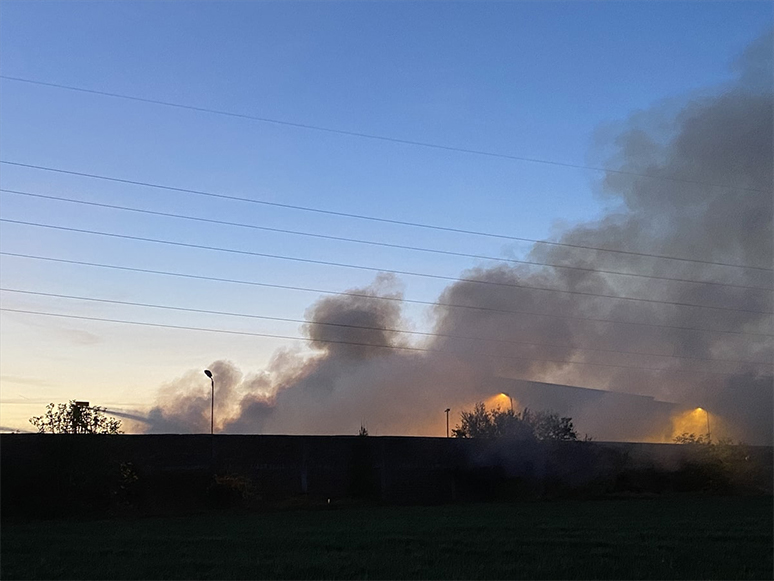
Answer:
[0,1,770,431]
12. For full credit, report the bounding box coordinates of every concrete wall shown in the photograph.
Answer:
[2,434,771,516]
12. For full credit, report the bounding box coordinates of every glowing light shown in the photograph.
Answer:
[668,407,717,443]
[499,392,514,412]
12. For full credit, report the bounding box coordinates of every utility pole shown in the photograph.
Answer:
[445,408,450,438]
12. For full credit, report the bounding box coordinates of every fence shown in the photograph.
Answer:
[2,434,771,516]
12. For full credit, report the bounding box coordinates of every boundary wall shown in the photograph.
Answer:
[2,435,771,515]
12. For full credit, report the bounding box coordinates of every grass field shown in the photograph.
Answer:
[2,497,771,579]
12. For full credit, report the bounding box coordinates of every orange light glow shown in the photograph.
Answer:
[668,407,715,442]
[480,393,518,412]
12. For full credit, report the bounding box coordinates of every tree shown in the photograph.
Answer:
[452,402,578,441]
[452,402,533,439]
[521,408,578,441]
[358,424,369,436]
[29,401,122,434]
[673,432,709,445]
[452,402,495,438]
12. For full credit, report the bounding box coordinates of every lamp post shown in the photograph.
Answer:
[501,392,514,413]
[444,408,450,438]
[700,407,711,443]
[204,370,214,435]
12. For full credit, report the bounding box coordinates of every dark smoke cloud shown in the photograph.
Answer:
[302,273,408,358]
[143,32,773,444]
[144,360,272,434]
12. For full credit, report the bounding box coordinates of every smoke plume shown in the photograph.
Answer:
[145,32,773,444]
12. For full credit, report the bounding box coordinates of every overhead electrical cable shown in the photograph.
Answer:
[0,307,762,378]
[4,218,771,316]
[0,75,769,195]
[3,252,772,339]
[2,188,769,293]
[3,287,769,367]
[2,160,770,272]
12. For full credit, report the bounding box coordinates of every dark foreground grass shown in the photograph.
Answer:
[2,497,771,580]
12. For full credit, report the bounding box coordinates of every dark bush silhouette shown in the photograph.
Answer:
[30,401,122,434]
[452,402,578,441]
[206,474,255,509]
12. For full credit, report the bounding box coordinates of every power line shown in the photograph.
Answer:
[3,251,772,339]
[4,217,771,316]
[3,160,770,273]
[0,307,763,378]
[1,75,769,196]
[3,188,769,293]
[4,287,768,367]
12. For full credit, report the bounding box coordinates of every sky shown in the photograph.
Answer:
[0,1,771,437]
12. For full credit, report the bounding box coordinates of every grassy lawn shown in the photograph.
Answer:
[2,497,771,580]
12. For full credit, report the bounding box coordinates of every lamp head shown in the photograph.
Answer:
[204,369,213,378]
[444,408,450,413]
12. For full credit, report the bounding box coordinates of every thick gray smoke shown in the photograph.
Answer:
[145,33,773,444]
[145,360,272,434]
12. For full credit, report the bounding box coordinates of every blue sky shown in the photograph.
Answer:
[0,1,770,431]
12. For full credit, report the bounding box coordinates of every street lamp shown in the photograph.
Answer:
[501,392,514,413]
[204,370,214,435]
[444,408,450,438]
[698,407,711,442]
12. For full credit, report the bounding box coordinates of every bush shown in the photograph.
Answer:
[206,473,256,509]
[452,402,578,441]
